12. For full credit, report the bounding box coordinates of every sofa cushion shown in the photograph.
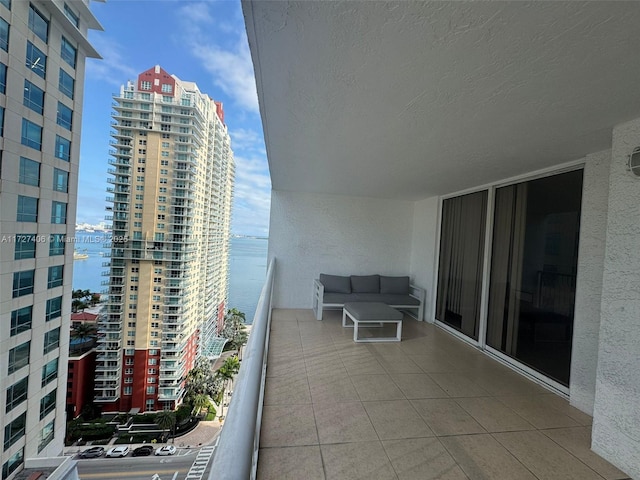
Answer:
[323,293,355,304]
[319,274,351,293]
[380,276,410,294]
[355,293,420,306]
[351,275,380,293]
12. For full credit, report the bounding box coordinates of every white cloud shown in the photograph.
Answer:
[178,3,259,113]
[232,154,271,235]
[230,127,266,153]
[85,36,139,86]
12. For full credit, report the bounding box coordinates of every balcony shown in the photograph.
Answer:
[208,261,626,480]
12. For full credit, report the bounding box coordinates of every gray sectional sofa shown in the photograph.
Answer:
[313,274,425,320]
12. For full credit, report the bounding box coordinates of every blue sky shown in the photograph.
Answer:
[78,0,271,236]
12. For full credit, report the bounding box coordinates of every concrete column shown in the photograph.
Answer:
[592,118,640,479]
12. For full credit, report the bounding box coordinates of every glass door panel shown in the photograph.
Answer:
[435,191,488,341]
[486,170,583,386]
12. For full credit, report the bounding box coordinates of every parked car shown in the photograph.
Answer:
[132,445,154,457]
[79,446,105,458]
[105,446,130,458]
[154,445,176,456]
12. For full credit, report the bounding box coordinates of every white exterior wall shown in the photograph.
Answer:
[268,190,415,309]
[592,118,640,479]
[409,196,439,321]
[570,150,611,415]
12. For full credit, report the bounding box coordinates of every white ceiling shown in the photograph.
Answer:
[243,1,640,200]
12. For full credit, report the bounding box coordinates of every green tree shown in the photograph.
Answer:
[155,411,176,443]
[71,322,97,341]
[183,358,220,409]
[215,356,241,419]
[192,393,212,416]
[222,308,249,352]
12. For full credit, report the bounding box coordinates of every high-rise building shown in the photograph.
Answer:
[97,66,235,413]
[0,1,102,478]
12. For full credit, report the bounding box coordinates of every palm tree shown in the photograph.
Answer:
[215,356,240,419]
[71,322,97,341]
[155,411,176,443]
[192,393,211,416]
[222,309,248,353]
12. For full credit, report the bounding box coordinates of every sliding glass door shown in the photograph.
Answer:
[487,170,583,386]
[435,191,487,341]
[435,169,583,387]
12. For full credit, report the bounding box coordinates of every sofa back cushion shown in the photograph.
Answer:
[351,275,380,293]
[380,275,410,294]
[319,274,351,293]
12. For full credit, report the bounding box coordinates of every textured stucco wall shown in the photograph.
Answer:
[592,118,640,479]
[268,190,415,309]
[570,150,611,415]
[409,196,439,321]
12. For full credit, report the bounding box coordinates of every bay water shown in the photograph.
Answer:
[72,233,268,323]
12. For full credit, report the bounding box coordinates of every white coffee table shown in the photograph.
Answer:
[342,302,403,342]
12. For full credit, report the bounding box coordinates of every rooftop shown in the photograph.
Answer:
[257,309,629,480]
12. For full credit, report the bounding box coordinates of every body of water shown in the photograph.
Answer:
[73,234,268,323]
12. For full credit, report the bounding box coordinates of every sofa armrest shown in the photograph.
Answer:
[313,279,325,320]
[409,284,426,321]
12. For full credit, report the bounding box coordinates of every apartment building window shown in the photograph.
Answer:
[140,81,151,90]
[149,340,158,347]
[10,306,32,336]
[45,296,62,321]
[29,4,49,43]
[148,368,157,374]
[8,341,30,374]
[150,331,158,337]
[147,377,156,383]
[139,112,149,120]
[160,124,170,132]
[130,276,138,282]
[146,386,156,394]
[55,135,71,161]
[124,368,133,375]
[61,36,76,68]
[162,133,170,139]
[21,118,42,150]
[47,265,63,288]
[53,168,68,192]
[26,41,46,78]
[39,389,56,419]
[12,270,34,297]
[126,340,134,346]
[19,157,40,186]
[4,412,26,450]
[159,187,167,193]
[16,195,37,223]
[0,17,8,52]
[161,115,171,122]
[43,328,60,354]
[6,378,28,413]
[0,0,8,9]
[41,358,58,387]
[151,313,159,319]
[57,102,72,130]
[49,234,65,256]
[0,62,6,93]
[2,449,24,480]
[124,377,132,384]
[51,201,67,224]
[161,83,172,93]
[38,419,55,453]
[123,386,132,395]
[158,196,166,203]
[14,235,36,260]
[59,68,74,99]
[63,3,79,27]
[145,400,154,411]
[148,358,157,365]
[24,80,44,114]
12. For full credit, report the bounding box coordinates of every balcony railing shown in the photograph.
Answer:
[208,258,275,480]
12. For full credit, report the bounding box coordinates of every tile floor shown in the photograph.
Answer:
[256,309,631,480]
